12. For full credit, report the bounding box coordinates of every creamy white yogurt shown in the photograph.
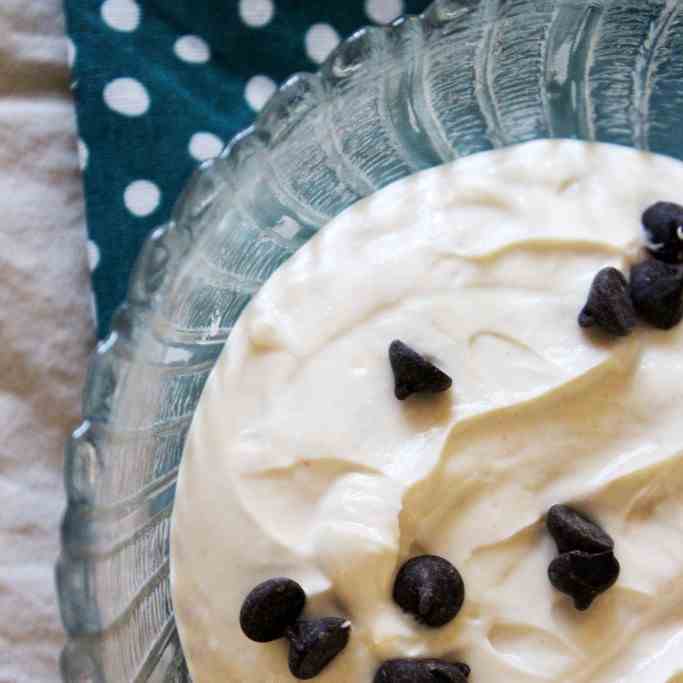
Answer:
[171,140,683,683]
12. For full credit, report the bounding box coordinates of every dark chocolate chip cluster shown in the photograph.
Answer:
[239,554,470,681]
[240,578,350,679]
[546,505,620,610]
[580,202,683,335]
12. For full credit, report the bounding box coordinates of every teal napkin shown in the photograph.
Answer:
[64,0,430,337]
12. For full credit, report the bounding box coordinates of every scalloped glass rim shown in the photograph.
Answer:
[57,1,683,681]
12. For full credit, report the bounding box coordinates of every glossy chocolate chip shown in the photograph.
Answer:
[642,201,683,263]
[239,578,306,642]
[393,555,465,627]
[546,505,614,555]
[374,658,470,683]
[578,267,636,336]
[389,340,452,400]
[286,617,350,679]
[548,550,620,611]
[630,259,683,329]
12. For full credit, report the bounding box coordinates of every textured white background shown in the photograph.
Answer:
[0,3,93,681]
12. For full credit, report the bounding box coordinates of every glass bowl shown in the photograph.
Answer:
[56,0,683,680]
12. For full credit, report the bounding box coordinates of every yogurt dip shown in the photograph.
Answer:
[171,140,683,682]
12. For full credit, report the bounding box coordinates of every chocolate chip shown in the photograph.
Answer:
[548,550,620,611]
[239,578,306,642]
[546,505,614,555]
[393,555,464,627]
[642,202,683,263]
[578,267,636,336]
[286,617,350,679]
[374,658,470,683]
[630,259,683,329]
[389,340,452,401]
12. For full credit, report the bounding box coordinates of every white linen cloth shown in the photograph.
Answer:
[0,3,93,681]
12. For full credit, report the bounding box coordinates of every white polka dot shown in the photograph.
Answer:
[124,180,161,217]
[87,240,100,271]
[189,132,223,161]
[304,23,340,64]
[244,75,276,111]
[174,35,210,64]
[101,0,140,32]
[66,38,76,68]
[103,78,150,116]
[365,0,404,24]
[77,139,89,171]
[239,0,274,28]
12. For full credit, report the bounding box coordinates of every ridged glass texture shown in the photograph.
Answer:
[57,0,683,680]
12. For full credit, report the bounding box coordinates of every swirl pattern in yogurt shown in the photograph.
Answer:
[171,140,683,682]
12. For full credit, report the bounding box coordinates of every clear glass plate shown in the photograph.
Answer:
[56,0,683,680]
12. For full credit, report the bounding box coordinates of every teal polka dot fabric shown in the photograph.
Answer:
[64,0,431,337]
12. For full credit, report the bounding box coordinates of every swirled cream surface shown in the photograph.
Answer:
[171,140,683,682]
